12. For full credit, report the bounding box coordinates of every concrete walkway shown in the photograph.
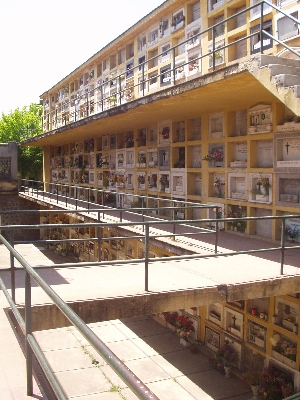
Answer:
[33,315,252,400]
[0,243,256,400]
[0,222,299,398]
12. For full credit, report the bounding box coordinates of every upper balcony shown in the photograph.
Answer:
[41,1,300,134]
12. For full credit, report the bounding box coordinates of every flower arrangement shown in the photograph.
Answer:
[214,341,238,367]
[285,226,300,240]
[104,192,116,204]
[271,334,297,362]
[257,176,271,195]
[163,311,179,326]
[108,174,117,184]
[101,154,109,166]
[148,173,157,181]
[159,176,169,187]
[242,370,263,387]
[161,127,170,139]
[138,154,146,164]
[189,60,199,71]
[203,149,223,162]
[138,175,145,184]
[117,175,125,183]
[126,137,134,147]
[258,365,295,400]
[214,179,225,198]
[176,315,194,341]
[226,206,247,230]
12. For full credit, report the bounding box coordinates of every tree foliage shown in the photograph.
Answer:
[0,104,43,179]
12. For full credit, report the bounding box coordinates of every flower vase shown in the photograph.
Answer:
[251,385,259,399]
[214,161,223,168]
[180,338,189,347]
[224,365,231,378]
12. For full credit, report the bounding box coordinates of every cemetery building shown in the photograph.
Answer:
[24,0,300,242]
[18,0,300,392]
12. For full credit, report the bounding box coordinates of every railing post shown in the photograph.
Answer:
[118,75,122,105]
[142,197,145,232]
[260,2,264,54]
[102,190,104,218]
[172,47,176,85]
[74,186,77,210]
[142,64,145,97]
[86,92,89,117]
[97,212,102,262]
[9,229,15,303]
[25,271,33,395]
[215,220,219,254]
[101,83,104,112]
[280,218,285,275]
[145,224,149,292]
[212,25,216,70]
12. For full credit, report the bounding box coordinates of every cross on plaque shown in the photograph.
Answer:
[256,180,262,191]
[162,151,167,161]
[285,142,290,155]
[232,315,237,327]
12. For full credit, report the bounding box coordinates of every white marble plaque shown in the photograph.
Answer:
[257,140,273,167]
[236,40,247,60]
[209,113,224,138]
[234,143,247,161]
[234,110,247,136]
[283,179,300,195]
[281,139,300,161]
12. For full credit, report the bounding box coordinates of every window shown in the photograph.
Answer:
[277,12,299,41]
[118,49,125,64]
[214,15,225,37]
[103,59,109,72]
[159,18,169,38]
[97,63,102,77]
[148,28,158,47]
[250,0,272,19]
[110,55,117,69]
[138,55,146,72]
[187,28,201,49]
[171,9,185,31]
[149,71,158,89]
[192,2,200,22]
[138,34,146,52]
[161,43,171,63]
[177,36,186,56]
[126,60,134,78]
[160,65,172,86]
[251,21,272,54]
[148,49,158,68]
[126,43,134,59]
[138,77,147,94]
[208,0,224,13]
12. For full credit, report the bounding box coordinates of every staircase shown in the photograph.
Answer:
[251,54,300,115]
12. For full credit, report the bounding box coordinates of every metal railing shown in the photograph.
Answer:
[0,205,300,398]
[40,0,300,133]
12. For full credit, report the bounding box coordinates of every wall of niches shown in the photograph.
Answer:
[46,101,300,241]
[0,195,40,241]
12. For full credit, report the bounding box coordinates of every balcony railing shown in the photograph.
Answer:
[41,1,300,134]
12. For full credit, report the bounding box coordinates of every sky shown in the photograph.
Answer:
[0,0,164,116]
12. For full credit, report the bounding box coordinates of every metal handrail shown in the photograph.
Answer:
[1,207,300,397]
[0,234,159,400]
[39,0,300,134]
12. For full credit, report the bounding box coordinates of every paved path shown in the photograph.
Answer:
[33,315,252,400]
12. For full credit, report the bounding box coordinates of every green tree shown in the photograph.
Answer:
[0,103,43,179]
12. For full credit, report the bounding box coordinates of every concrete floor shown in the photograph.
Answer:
[33,315,253,400]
